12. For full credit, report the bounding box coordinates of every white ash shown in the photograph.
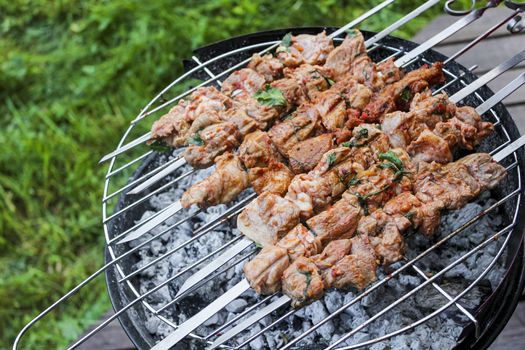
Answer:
[123,154,508,349]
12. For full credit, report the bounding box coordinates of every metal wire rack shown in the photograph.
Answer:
[12,1,525,349]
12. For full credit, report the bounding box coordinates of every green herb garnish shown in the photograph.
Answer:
[327,152,337,168]
[255,242,263,249]
[357,127,368,139]
[346,29,358,38]
[187,133,203,146]
[379,151,403,170]
[400,87,412,104]
[347,174,361,187]
[281,32,292,47]
[404,212,415,222]
[149,139,171,153]
[254,85,287,107]
[299,271,312,299]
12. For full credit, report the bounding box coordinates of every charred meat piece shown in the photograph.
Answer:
[323,235,377,290]
[268,103,322,157]
[244,245,290,295]
[324,30,366,79]
[377,58,404,85]
[248,53,284,82]
[363,62,445,122]
[239,130,283,169]
[276,31,334,67]
[150,103,191,147]
[288,133,335,174]
[221,68,266,99]
[306,195,362,245]
[285,64,332,101]
[282,256,325,307]
[180,153,249,209]
[277,224,322,261]
[249,161,294,196]
[183,122,241,168]
[237,192,301,247]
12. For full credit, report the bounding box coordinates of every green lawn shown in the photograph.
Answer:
[0,1,440,348]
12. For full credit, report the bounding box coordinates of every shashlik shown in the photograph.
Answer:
[245,152,506,307]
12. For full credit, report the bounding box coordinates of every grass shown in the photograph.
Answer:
[0,1,441,348]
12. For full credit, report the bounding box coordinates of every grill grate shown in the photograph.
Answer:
[102,33,523,350]
[12,1,525,350]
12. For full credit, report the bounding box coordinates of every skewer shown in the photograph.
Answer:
[97,0,397,165]
[120,3,518,199]
[151,134,525,350]
[172,71,525,299]
[115,32,525,246]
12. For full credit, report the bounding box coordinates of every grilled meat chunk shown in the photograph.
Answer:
[350,55,386,91]
[150,103,191,147]
[150,86,231,147]
[248,53,284,82]
[322,236,377,290]
[408,129,453,164]
[238,192,301,247]
[277,224,322,261]
[363,62,445,122]
[324,30,366,79]
[282,256,325,307]
[268,103,322,157]
[378,58,404,85]
[288,133,335,174]
[244,245,290,295]
[285,64,332,101]
[184,122,241,168]
[306,195,362,245]
[270,78,307,109]
[180,153,249,209]
[239,130,283,169]
[221,68,266,99]
[276,31,334,67]
[249,161,294,196]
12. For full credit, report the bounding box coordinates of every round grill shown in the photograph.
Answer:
[102,28,525,350]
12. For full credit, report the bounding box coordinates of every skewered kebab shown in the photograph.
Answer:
[178,60,445,210]
[130,31,440,195]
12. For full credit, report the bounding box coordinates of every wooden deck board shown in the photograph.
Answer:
[80,8,525,349]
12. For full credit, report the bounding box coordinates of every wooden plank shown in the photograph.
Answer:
[486,67,525,106]
[412,7,523,45]
[430,34,525,74]
[507,105,525,135]
[489,301,525,350]
[74,311,135,350]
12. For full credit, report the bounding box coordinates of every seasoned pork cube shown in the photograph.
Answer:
[185,111,222,140]
[282,256,325,307]
[276,31,334,67]
[239,131,283,169]
[237,192,301,247]
[150,103,191,147]
[183,122,241,168]
[185,86,232,122]
[456,106,493,138]
[408,129,453,164]
[377,58,404,85]
[285,173,333,219]
[306,195,362,245]
[350,55,385,91]
[243,246,290,295]
[314,92,347,131]
[270,78,306,109]
[288,133,334,174]
[285,64,331,101]
[277,224,322,261]
[248,53,284,82]
[369,222,405,265]
[268,103,322,157]
[241,96,282,126]
[249,161,294,196]
[221,68,266,99]
[324,236,377,289]
[180,153,249,209]
[324,30,366,79]
[311,239,353,272]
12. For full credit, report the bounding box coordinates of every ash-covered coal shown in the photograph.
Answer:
[125,153,507,350]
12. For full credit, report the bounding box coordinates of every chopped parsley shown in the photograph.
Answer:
[187,133,203,146]
[355,185,390,215]
[255,242,263,249]
[341,127,369,148]
[148,139,171,153]
[327,152,337,168]
[379,150,410,182]
[281,32,292,47]
[399,87,412,104]
[347,174,361,186]
[254,85,287,107]
[404,212,415,222]
[346,29,358,38]
[299,270,312,299]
